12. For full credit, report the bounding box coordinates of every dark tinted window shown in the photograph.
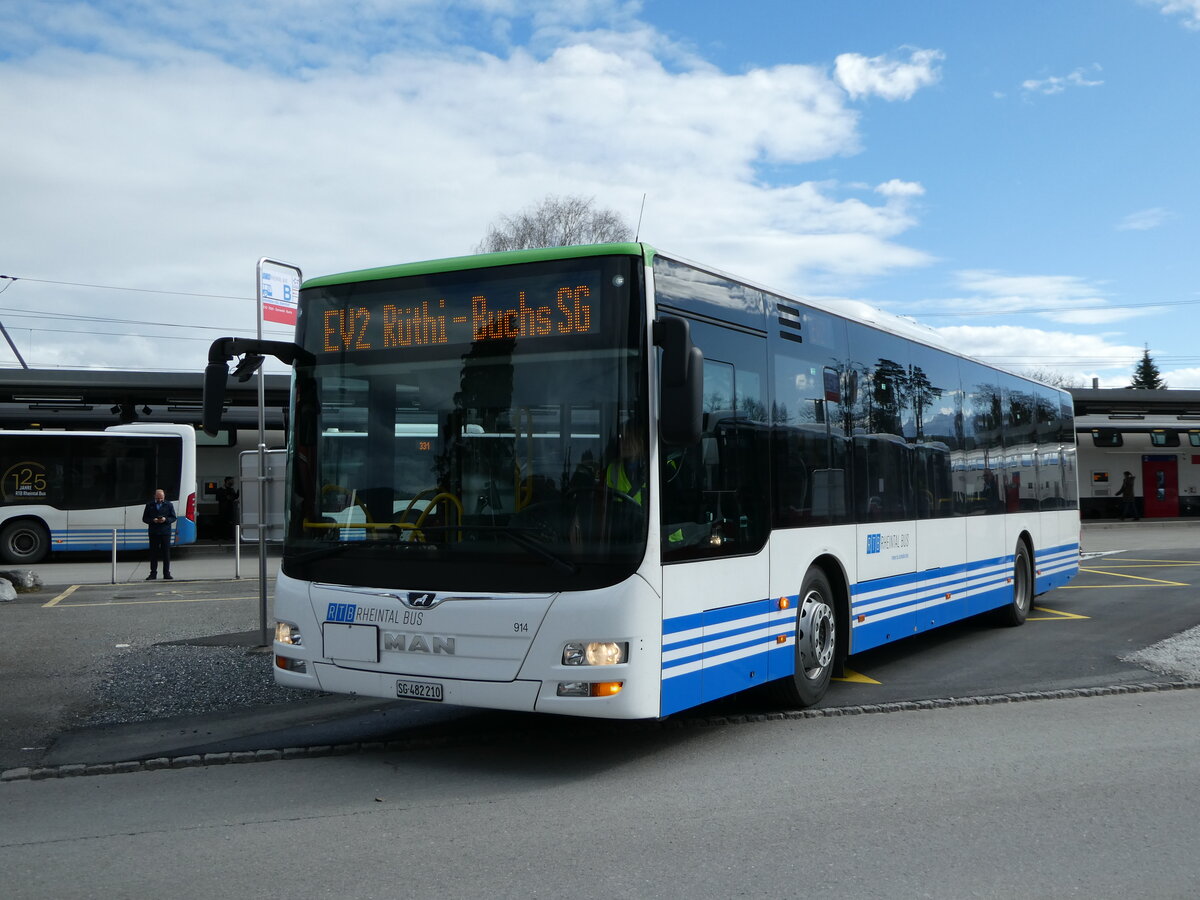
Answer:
[661,320,769,561]
[1034,384,1065,509]
[907,344,962,518]
[1091,429,1123,447]
[0,435,181,509]
[653,255,768,331]
[1004,377,1038,512]
[846,323,914,522]
[770,306,851,527]
[961,362,1005,515]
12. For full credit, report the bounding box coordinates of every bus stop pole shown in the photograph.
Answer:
[256,260,269,648]
[111,528,117,585]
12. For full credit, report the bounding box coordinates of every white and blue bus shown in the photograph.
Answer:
[205,243,1079,717]
[0,423,197,563]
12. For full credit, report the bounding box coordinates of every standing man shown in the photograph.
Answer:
[143,488,177,580]
[1118,471,1139,522]
[215,476,240,540]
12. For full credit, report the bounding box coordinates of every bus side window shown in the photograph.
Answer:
[661,333,769,559]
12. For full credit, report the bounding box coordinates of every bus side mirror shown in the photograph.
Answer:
[202,336,313,437]
[203,360,230,437]
[654,316,702,446]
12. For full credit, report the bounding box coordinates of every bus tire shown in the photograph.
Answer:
[772,567,837,708]
[0,519,50,565]
[994,539,1033,627]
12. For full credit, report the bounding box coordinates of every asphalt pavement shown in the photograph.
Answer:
[3,521,1199,779]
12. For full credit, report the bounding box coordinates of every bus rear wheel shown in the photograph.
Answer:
[772,567,837,708]
[0,519,50,564]
[994,540,1033,627]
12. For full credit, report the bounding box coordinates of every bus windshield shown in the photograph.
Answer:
[284,253,649,592]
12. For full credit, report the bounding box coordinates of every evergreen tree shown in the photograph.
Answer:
[1129,348,1167,389]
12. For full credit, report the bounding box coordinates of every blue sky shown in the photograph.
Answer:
[1,0,1197,386]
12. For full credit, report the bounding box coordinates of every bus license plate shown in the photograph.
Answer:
[396,679,443,702]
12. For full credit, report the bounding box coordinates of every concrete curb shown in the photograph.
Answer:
[5,679,1199,783]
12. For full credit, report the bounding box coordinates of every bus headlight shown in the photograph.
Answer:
[562,641,627,666]
[275,621,303,646]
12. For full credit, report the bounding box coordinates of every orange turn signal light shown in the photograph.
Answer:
[779,597,791,610]
[592,682,623,697]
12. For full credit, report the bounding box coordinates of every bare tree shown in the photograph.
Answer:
[476,194,634,253]
[1019,367,1085,389]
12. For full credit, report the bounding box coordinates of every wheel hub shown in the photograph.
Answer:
[798,590,835,674]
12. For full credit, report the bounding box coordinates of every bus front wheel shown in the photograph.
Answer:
[772,567,837,709]
[0,519,50,565]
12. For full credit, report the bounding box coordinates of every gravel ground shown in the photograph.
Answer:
[1122,624,1200,682]
[78,644,322,727]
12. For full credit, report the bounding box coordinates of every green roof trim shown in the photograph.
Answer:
[302,242,655,289]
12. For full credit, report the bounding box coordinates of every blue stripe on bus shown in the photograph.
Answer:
[660,542,1080,715]
[48,525,199,552]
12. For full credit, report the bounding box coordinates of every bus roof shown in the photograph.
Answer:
[300,241,1062,394]
[302,242,652,289]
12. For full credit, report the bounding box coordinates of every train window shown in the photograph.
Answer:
[1149,430,1179,447]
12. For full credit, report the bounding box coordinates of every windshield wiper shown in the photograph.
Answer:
[286,540,408,565]
[463,525,578,576]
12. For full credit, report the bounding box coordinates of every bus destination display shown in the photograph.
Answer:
[320,280,598,354]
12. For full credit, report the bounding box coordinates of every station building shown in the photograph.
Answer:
[1070,387,1200,520]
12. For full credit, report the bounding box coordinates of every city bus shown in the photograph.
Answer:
[204,243,1079,717]
[0,423,197,563]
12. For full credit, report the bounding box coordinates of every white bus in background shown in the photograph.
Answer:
[0,423,197,563]
[204,243,1080,718]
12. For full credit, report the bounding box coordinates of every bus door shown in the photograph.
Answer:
[1141,455,1178,518]
[66,438,129,551]
[660,320,771,710]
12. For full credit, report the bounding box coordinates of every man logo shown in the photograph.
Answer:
[403,592,440,609]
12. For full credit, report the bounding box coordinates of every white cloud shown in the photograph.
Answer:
[875,179,925,199]
[1161,367,1200,389]
[0,2,940,370]
[1141,0,1200,30]
[1021,65,1104,95]
[933,325,1143,375]
[1117,207,1173,231]
[912,270,1160,326]
[834,48,944,101]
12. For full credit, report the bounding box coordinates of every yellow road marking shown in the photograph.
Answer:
[1078,567,1187,587]
[47,593,259,608]
[1029,605,1090,621]
[833,668,881,685]
[52,595,259,609]
[42,584,81,608]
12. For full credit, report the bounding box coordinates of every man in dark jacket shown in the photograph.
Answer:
[143,488,177,580]
[1118,471,1138,521]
